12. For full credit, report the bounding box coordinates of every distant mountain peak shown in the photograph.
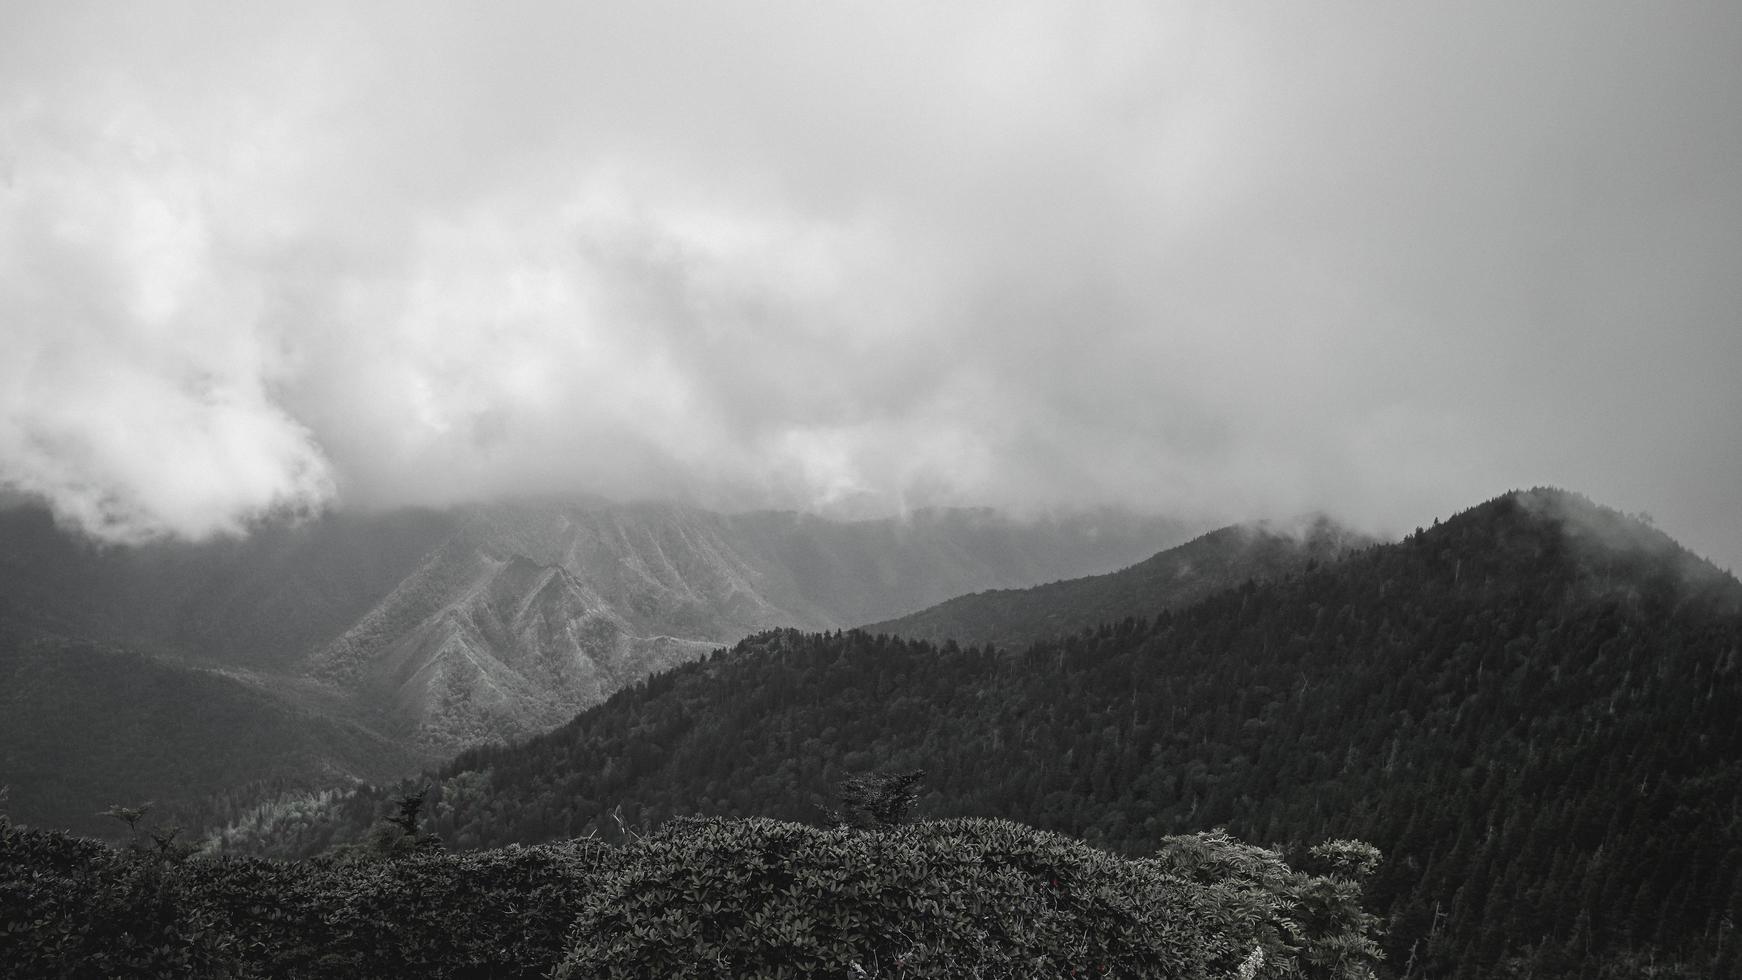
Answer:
[863,514,1378,651]
[1411,487,1742,615]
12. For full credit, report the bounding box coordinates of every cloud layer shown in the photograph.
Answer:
[3,1,1740,568]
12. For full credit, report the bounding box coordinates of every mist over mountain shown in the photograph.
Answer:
[306,500,1197,752]
[864,515,1376,651]
[0,504,460,670]
[5,4,1741,976]
[0,497,1192,830]
[5,3,1741,578]
[253,489,1741,977]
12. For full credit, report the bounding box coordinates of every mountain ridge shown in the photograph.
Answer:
[255,487,1741,978]
[862,513,1378,650]
[0,497,1195,829]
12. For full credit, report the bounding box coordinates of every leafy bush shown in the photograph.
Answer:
[0,814,615,979]
[825,768,927,829]
[556,816,1382,979]
[1148,831,1383,979]
[0,816,197,977]
[2,811,1379,979]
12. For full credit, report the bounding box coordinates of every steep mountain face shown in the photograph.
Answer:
[863,515,1376,650]
[307,500,1196,754]
[0,497,1192,828]
[311,539,720,752]
[281,489,1741,979]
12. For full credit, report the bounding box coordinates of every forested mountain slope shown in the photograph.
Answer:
[0,635,416,839]
[305,500,1194,753]
[262,489,1742,979]
[862,516,1374,650]
[0,499,1189,832]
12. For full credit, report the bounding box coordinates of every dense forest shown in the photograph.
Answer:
[220,490,1742,979]
[0,800,1383,978]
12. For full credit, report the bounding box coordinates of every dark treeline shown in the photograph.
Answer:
[220,491,1742,978]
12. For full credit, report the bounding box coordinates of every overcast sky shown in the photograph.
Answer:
[2,1,1739,569]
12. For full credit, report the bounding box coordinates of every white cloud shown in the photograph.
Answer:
[0,91,334,541]
[1,0,1738,570]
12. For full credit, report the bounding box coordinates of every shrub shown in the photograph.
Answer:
[1149,831,1384,979]
[825,769,927,829]
[0,816,616,979]
[556,816,1382,979]
[2,811,1380,979]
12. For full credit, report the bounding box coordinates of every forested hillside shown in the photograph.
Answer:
[862,516,1373,650]
[244,489,1742,979]
[0,499,1188,835]
[0,635,415,839]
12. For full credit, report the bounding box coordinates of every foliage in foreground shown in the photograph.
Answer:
[0,811,1380,979]
[557,817,1381,980]
[0,814,612,979]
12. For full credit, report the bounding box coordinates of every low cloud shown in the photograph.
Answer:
[2,1,1739,569]
[0,83,334,541]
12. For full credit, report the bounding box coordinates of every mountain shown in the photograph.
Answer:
[0,504,461,671]
[862,515,1375,650]
[0,635,418,839]
[305,524,722,753]
[268,489,1742,978]
[305,500,1197,753]
[0,497,1193,831]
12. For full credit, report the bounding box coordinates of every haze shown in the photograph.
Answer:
[2,1,1738,572]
